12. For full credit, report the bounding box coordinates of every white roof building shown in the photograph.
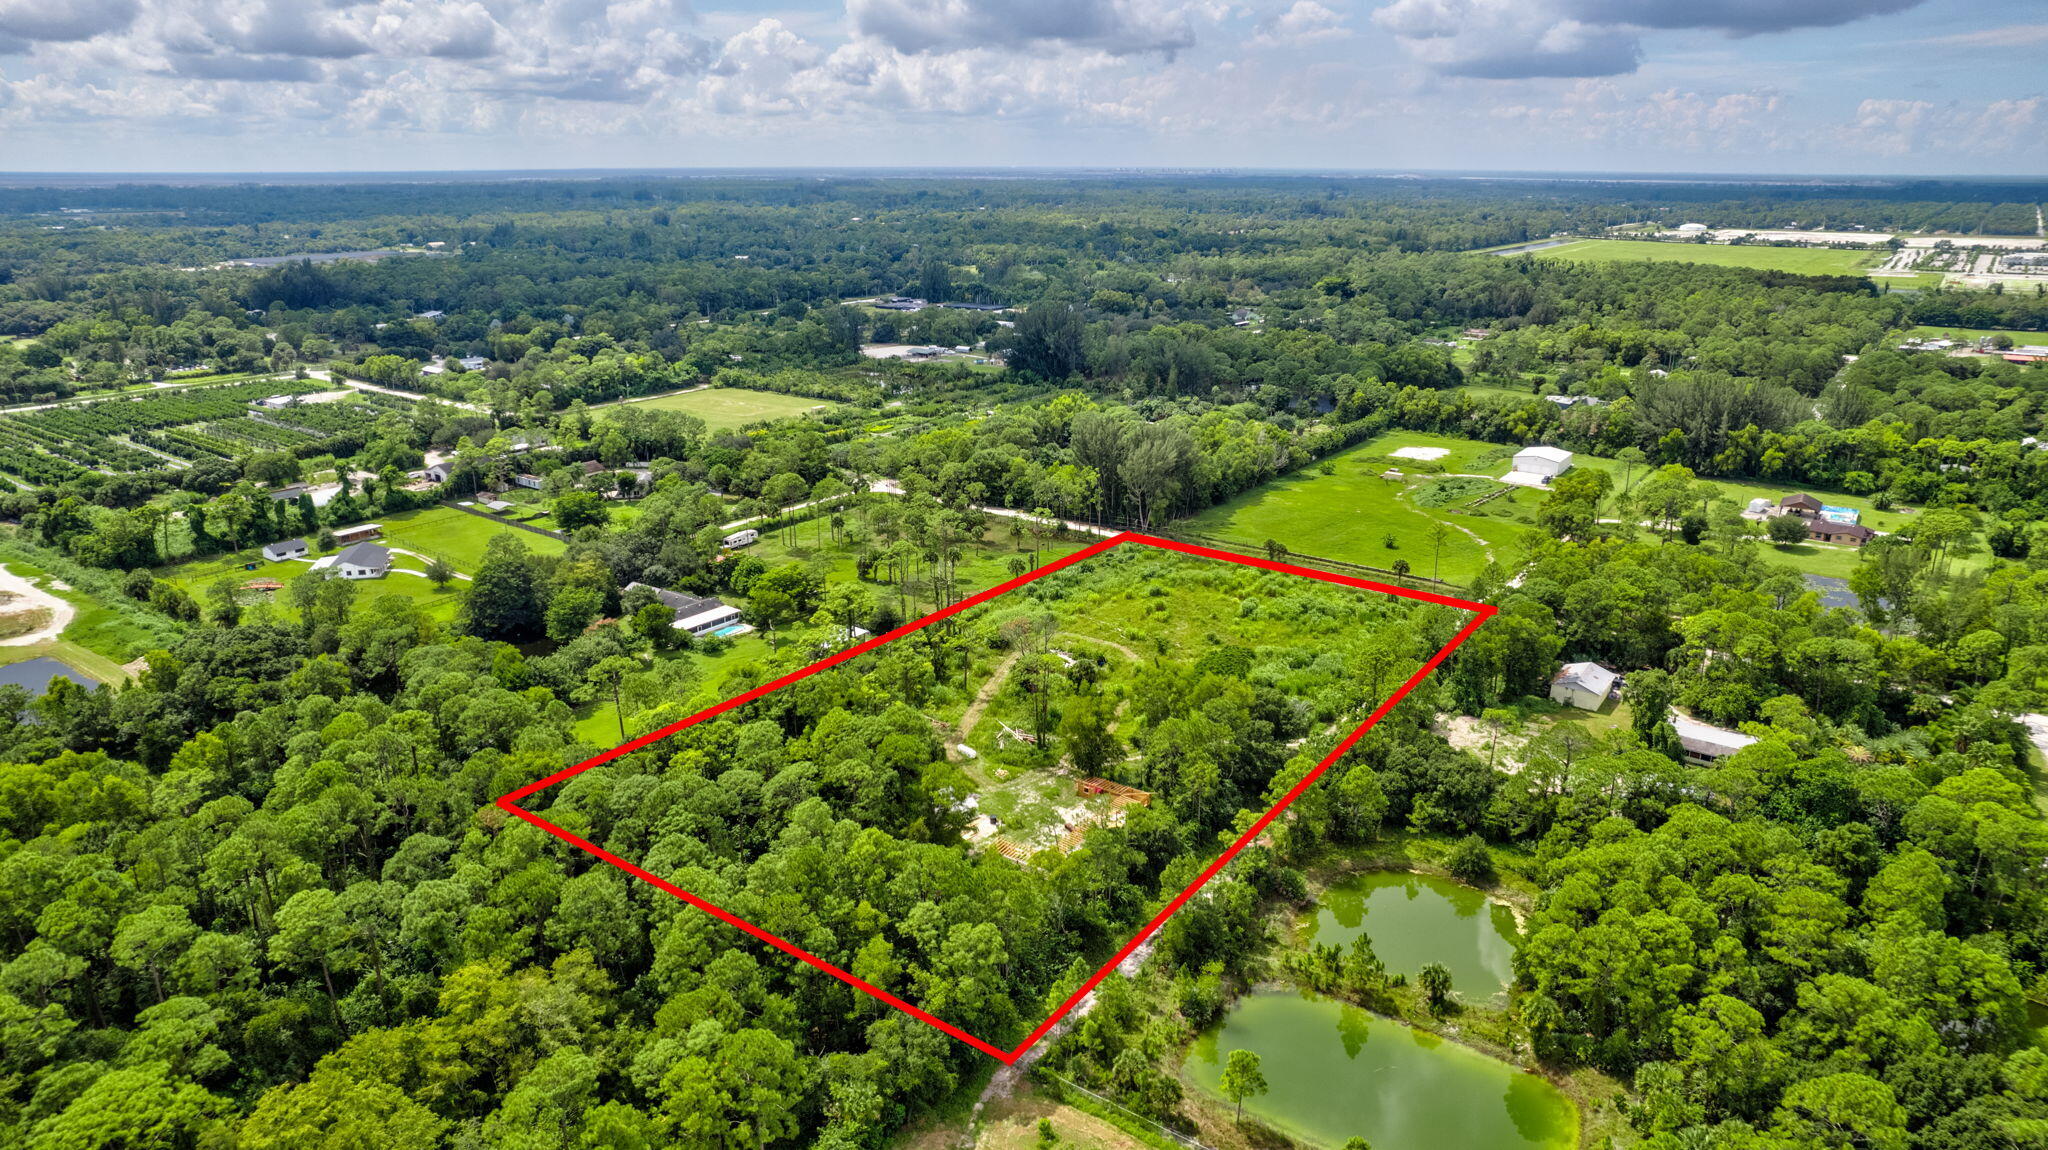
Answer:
[1506,445,1575,486]
[1670,714,1758,764]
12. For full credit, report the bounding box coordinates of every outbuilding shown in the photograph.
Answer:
[1550,662,1618,711]
[1506,445,1574,486]
[1671,714,1758,766]
[261,538,309,562]
[331,523,382,544]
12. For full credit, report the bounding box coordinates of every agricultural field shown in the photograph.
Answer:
[0,379,411,486]
[1180,431,1538,584]
[1536,239,1883,275]
[612,386,836,429]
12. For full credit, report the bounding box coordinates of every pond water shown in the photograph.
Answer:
[1188,990,1576,1149]
[1300,871,1521,1001]
[0,656,99,697]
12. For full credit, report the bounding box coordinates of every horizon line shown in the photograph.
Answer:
[0,164,2043,186]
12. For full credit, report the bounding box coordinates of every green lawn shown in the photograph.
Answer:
[1179,431,1536,584]
[744,516,1088,616]
[378,506,567,571]
[613,387,837,430]
[1537,240,1882,276]
[1576,456,1918,533]
[159,545,469,624]
[1871,273,1946,290]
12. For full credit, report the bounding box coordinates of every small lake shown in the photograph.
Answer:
[0,656,99,697]
[1300,871,1521,1001]
[1188,990,1576,1149]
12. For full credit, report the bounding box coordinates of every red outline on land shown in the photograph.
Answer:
[495,531,1494,1064]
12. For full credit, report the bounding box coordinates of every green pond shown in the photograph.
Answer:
[1300,870,1521,1001]
[1188,990,1576,1149]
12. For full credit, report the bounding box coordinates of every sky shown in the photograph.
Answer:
[0,0,2041,175]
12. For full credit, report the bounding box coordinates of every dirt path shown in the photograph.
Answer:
[1442,519,1495,565]
[1062,632,1142,662]
[386,548,472,580]
[959,648,1023,744]
[970,939,1158,1134]
[0,564,74,646]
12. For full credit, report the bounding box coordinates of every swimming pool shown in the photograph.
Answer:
[711,623,753,638]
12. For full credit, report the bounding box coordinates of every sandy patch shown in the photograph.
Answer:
[1391,446,1451,461]
[0,564,74,646]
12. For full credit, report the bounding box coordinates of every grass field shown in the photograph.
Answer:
[378,506,567,570]
[1871,273,1947,290]
[1179,431,1538,584]
[613,386,836,430]
[160,544,470,625]
[1538,239,1882,276]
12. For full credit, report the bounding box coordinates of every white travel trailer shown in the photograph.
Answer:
[722,529,760,549]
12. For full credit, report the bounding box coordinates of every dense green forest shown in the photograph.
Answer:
[4,174,2048,1150]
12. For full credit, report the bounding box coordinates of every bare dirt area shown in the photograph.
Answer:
[1435,712,1532,772]
[0,565,74,647]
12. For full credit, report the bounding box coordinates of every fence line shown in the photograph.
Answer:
[1041,1073,1217,1150]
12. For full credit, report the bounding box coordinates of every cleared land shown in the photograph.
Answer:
[614,386,834,429]
[1538,240,1881,276]
[1180,431,1537,584]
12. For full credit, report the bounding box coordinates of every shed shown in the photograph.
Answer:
[331,523,382,544]
[1671,714,1758,766]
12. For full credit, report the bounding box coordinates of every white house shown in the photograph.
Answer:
[513,473,545,490]
[333,542,391,580]
[1550,662,1618,711]
[261,538,309,562]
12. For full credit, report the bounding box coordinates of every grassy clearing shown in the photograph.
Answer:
[1902,323,2048,345]
[159,546,468,625]
[379,506,567,571]
[1871,273,1946,290]
[614,386,836,430]
[1538,239,1881,276]
[1179,431,1536,583]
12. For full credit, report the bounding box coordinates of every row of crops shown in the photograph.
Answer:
[0,379,411,485]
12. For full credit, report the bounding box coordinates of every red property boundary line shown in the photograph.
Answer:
[494,531,1495,1064]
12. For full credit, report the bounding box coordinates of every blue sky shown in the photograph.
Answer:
[0,0,2039,174]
